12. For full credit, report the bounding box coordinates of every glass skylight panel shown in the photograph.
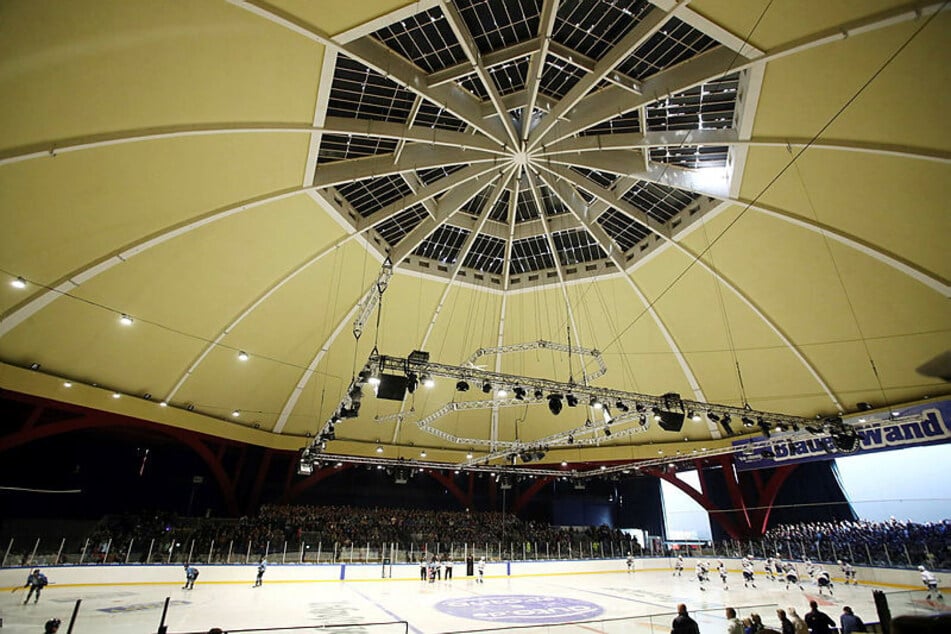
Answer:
[336,174,413,217]
[413,224,472,263]
[317,134,398,164]
[646,74,739,131]
[580,111,641,136]
[417,164,467,186]
[618,17,717,80]
[515,189,540,222]
[463,233,506,274]
[373,7,466,73]
[458,73,491,100]
[552,0,651,61]
[538,183,569,217]
[570,166,617,189]
[375,205,429,245]
[650,145,729,168]
[327,56,416,124]
[414,100,469,132]
[456,0,541,55]
[538,58,586,99]
[510,235,555,274]
[622,181,698,223]
[488,56,530,95]
[597,208,651,251]
[461,187,492,218]
[552,228,606,265]
[489,189,510,222]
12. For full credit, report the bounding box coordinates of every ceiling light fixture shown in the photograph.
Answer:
[112,392,121,399]
[237,351,249,362]
[232,410,240,417]
[63,381,72,388]
[119,314,133,326]
[11,276,27,289]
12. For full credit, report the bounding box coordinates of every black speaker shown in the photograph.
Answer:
[657,410,685,432]
[376,374,408,401]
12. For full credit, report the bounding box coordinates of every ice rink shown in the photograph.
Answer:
[0,564,942,633]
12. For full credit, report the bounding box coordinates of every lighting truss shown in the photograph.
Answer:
[307,349,900,475]
[464,339,608,380]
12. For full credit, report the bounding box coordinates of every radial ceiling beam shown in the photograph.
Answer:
[390,171,516,444]
[357,162,504,231]
[312,144,498,188]
[482,90,556,118]
[537,170,706,403]
[525,171,592,386]
[538,45,740,149]
[438,0,521,147]
[427,39,538,87]
[520,0,560,141]
[539,130,951,163]
[547,42,642,95]
[539,162,844,410]
[527,2,686,150]
[230,0,510,146]
[387,172,504,263]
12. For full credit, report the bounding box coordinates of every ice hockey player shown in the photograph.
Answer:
[805,558,818,580]
[253,557,267,587]
[717,560,729,589]
[839,560,857,585]
[477,556,486,584]
[918,565,943,600]
[816,568,834,596]
[673,554,684,577]
[784,563,804,591]
[183,564,199,590]
[742,556,757,588]
[764,556,775,581]
[696,560,709,590]
[626,552,634,574]
[22,568,49,604]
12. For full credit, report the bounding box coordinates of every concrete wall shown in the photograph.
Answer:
[0,558,931,591]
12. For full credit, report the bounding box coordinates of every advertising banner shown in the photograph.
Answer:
[733,398,951,471]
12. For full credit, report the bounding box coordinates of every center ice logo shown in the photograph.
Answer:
[435,594,603,624]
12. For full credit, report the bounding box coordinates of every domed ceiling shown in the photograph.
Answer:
[1,0,948,469]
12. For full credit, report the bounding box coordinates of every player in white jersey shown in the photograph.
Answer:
[673,554,684,576]
[804,558,817,580]
[626,552,634,574]
[816,568,834,596]
[919,565,943,600]
[764,557,776,581]
[784,563,804,591]
[717,560,729,589]
[696,560,709,590]
[838,559,857,585]
[742,556,757,588]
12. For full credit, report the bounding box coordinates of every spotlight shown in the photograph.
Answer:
[237,351,249,362]
[561,461,568,467]
[420,450,427,458]
[456,380,470,392]
[159,401,168,407]
[466,451,473,459]
[496,387,508,398]
[590,397,602,409]
[405,373,419,394]
[652,407,662,421]
[639,413,648,425]
[232,409,240,417]
[513,386,526,400]
[521,452,533,463]
[567,434,574,444]
[119,314,133,326]
[112,392,121,399]
[603,427,612,437]
[719,413,734,436]
[349,384,363,401]
[615,401,629,412]
[689,411,702,422]
[707,411,720,422]
[482,382,492,394]
[11,276,27,289]
[63,381,72,388]
[635,403,646,412]
[375,445,384,454]
[742,416,756,428]
[548,394,563,415]
[566,394,579,407]
[421,375,435,389]
[143,393,152,400]
[758,418,771,438]
[534,389,544,399]
[29,362,41,370]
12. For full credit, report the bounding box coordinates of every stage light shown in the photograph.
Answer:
[566,434,574,444]
[603,427,611,437]
[513,386,526,400]
[689,411,702,422]
[707,411,720,422]
[456,380,470,392]
[421,375,435,389]
[232,410,240,417]
[237,351,249,362]
[466,451,473,459]
[405,373,419,394]
[119,314,133,326]
[615,401,629,412]
[482,382,492,394]
[548,394,563,415]
[742,416,756,428]
[590,397,602,409]
[375,445,384,454]
[758,418,771,438]
[496,387,508,398]
[11,276,27,289]
[566,394,579,407]
[533,389,544,399]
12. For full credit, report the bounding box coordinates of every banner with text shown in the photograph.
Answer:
[733,398,951,471]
